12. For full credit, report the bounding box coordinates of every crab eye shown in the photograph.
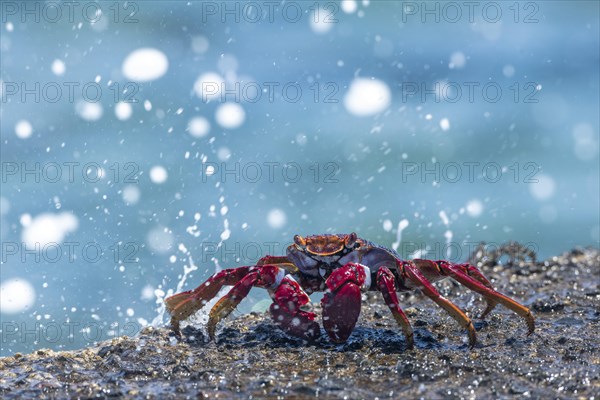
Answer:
[345,232,357,248]
[294,234,306,247]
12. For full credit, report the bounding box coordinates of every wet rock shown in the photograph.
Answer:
[0,247,598,399]
[532,300,565,312]
[554,317,584,326]
[293,385,317,395]
[557,336,568,344]
[395,359,416,377]
[97,345,115,358]
[509,381,530,395]
[473,320,489,331]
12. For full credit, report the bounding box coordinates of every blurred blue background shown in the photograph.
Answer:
[1,1,598,355]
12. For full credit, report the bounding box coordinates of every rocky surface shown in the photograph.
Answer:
[1,247,598,399]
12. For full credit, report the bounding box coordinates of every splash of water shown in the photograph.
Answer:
[151,247,199,327]
[208,196,231,273]
[409,248,428,259]
[392,219,409,252]
[176,245,199,293]
[150,287,168,327]
[153,194,232,327]
[439,211,453,259]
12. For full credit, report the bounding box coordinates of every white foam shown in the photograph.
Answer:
[15,120,33,139]
[215,103,245,129]
[267,208,287,229]
[115,102,133,121]
[383,219,393,232]
[0,278,36,314]
[149,166,168,184]
[344,78,391,117]
[51,59,66,76]
[21,212,78,248]
[439,118,450,131]
[122,185,141,205]
[122,48,169,82]
[20,214,31,227]
[194,72,225,102]
[466,199,484,217]
[310,7,334,34]
[187,116,210,138]
[141,284,155,301]
[341,0,358,13]
[75,101,103,121]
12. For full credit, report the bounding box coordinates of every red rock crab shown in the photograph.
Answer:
[165,233,534,347]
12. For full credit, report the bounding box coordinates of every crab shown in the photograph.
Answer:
[165,233,534,348]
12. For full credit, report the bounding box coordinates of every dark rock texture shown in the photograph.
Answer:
[1,247,598,399]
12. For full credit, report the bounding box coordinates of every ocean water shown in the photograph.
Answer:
[0,1,598,356]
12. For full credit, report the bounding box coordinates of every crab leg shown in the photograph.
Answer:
[321,262,371,343]
[412,259,498,320]
[270,275,320,341]
[256,255,297,271]
[434,261,535,335]
[165,256,296,334]
[400,260,477,347]
[165,266,253,334]
[454,263,498,319]
[207,265,285,339]
[376,267,414,348]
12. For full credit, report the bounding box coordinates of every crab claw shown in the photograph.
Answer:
[270,275,320,341]
[270,303,320,341]
[321,263,371,343]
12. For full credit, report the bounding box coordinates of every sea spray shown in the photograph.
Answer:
[392,219,409,252]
